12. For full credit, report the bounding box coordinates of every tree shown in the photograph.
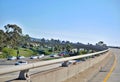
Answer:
[21,34,30,48]
[66,44,72,52]
[0,30,5,43]
[0,29,6,50]
[4,24,22,48]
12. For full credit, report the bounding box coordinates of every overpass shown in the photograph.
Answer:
[0,48,119,82]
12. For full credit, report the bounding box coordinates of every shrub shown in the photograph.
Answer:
[80,50,88,55]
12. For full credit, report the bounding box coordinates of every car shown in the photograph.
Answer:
[7,56,16,60]
[30,56,38,59]
[61,60,77,67]
[58,51,69,56]
[50,54,59,57]
[68,60,77,64]
[17,56,25,59]
[38,54,44,59]
[15,60,27,65]
[58,53,64,56]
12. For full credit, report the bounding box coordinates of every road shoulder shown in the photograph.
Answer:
[63,51,114,82]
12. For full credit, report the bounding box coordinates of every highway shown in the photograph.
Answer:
[88,48,120,82]
[0,63,61,82]
[0,55,62,82]
[107,48,120,82]
[0,48,119,82]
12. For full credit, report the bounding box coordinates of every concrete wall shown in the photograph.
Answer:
[31,52,109,82]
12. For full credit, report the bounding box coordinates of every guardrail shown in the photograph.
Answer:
[0,49,109,80]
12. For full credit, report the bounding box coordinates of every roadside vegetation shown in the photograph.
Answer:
[0,24,108,59]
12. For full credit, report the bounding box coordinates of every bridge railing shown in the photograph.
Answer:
[0,49,109,80]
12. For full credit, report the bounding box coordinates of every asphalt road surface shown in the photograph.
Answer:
[89,48,120,82]
[107,48,120,82]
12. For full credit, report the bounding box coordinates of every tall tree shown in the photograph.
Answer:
[0,29,6,50]
[0,29,5,43]
[20,34,30,48]
[66,44,72,52]
[4,24,22,48]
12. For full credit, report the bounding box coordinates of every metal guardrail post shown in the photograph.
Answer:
[62,61,70,67]
[18,69,30,80]
[91,55,95,58]
[81,57,86,61]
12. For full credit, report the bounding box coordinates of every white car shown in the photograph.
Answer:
[68,60,77,64]
[7,56,16,60]
[38,54,44,59]
[50,54,59,57]
[17,56,25,59]
[15,60,27,65]
[30,56,38,59]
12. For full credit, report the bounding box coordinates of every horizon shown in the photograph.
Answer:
[0,0,120,46]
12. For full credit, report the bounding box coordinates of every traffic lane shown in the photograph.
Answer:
[107,48,120,82]
[29,63,61,74]
[88,50,114,82]
[0,58,42,65]
[0,65,19,81]
[0,55,56,65]
[0,63,61,81]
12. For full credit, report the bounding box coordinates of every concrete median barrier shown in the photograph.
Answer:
[30,52,109,82]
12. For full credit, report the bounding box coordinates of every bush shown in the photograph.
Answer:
[0,53,7,58]
[44,50,52,55]
[80,50,88,55]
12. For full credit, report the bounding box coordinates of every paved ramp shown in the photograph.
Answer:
[87,50,114,82]
[107,48,120,82]
[89,48,120,82]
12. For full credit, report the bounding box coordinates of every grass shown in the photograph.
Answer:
[18,48,35,57]
[0,47,35,58]
[0,47,58,58]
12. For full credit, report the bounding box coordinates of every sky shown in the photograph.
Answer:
[0,0,120,46]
